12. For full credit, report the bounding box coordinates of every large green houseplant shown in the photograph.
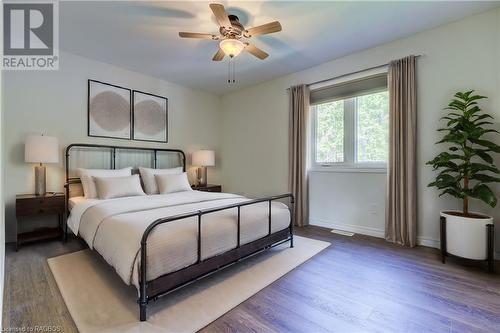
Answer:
[427,90,500,216]
[428,90,499,265]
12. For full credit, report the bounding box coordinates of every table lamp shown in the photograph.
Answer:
[192,150,215,186]
[25,135,59,196]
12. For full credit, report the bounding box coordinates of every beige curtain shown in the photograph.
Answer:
[289,85,310,227]
[385,56,418,247]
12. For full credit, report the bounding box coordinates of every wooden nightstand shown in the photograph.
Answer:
[191,184,222,192]
[16,192,65,250]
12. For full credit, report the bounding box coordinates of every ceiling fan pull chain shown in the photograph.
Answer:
[227,56,236,84]
[232,59,236,83]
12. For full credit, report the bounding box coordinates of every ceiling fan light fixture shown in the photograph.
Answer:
[219,39,245,58]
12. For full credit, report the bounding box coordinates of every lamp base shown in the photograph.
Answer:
[197,166,208,187]
[35,165,46,196]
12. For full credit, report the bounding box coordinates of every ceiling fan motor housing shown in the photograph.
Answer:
[220,15,244,38]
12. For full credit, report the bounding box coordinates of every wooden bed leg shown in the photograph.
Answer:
[139,301,147,321]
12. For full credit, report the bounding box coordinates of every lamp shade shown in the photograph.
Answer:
[25,135,59,164]
[192,150,215,167]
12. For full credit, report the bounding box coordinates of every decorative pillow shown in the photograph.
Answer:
[93,174,145,200]
[77,167,132,199]
[139,166,183,194]
[155,173,192,194]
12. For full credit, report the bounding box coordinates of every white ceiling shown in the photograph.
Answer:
[60,1,499,95]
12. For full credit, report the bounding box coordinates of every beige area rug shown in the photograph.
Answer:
[48,236,330,333]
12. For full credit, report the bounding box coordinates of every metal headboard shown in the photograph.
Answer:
[64,143,186,203]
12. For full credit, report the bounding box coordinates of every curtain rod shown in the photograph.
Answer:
[286,54,422,90]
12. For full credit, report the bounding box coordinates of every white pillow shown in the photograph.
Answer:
[156,173,192,194]
[94,174,145,200]
[77,167,132,198]
[139,166,183,194]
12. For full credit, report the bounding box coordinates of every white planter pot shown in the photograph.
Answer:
[440,211,493,260]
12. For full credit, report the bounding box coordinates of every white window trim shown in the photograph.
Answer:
[310,92,388,173]
[309,166,387,173]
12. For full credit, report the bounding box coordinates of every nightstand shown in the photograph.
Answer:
[191,184,222,192]
[15,192,65,250]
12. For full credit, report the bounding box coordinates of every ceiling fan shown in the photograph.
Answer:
[178,3,282,61]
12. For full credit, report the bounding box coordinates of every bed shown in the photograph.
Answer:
[64,143,294,321]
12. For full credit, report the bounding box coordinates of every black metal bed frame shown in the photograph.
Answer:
[64,143,294,321]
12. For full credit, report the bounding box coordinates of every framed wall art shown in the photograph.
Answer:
[132,90,168,143]
[88,80,131,140]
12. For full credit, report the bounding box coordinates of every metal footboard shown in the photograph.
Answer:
[138,193,294,321]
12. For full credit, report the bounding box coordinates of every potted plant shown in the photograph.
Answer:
[427,91,499,265]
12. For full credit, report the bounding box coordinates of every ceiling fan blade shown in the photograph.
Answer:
[209,3,231,29]
[212,48,225,61]
[244,21,282,37]
[245,43,269,60]
[179,32,217,40]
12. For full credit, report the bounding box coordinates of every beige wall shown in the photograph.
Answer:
[3,50,223,242]
[221,8,500,249]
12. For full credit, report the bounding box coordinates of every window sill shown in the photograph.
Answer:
[310,167,387,174]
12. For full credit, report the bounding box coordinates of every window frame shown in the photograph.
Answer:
[310,90,388,173]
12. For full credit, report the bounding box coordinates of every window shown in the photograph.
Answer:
[311,76,389,171]
[315,100,344,163]
[355,91,389,163]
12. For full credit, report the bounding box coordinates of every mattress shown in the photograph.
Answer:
[67,190,291,290]
[68,196,90,211]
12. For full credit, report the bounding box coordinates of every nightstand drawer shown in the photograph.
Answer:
[200,186,221,192]
[16,196,65,217]
[192,184,222,192]
[15,193,66,250]
[17,205,63,216]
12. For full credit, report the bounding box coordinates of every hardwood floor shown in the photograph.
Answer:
[3,226,499,332]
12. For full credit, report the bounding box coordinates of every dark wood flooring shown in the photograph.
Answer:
[3,226,500,332]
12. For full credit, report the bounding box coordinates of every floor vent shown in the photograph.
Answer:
[330,229,355,237]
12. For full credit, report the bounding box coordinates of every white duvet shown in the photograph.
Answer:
[68,191,291,290]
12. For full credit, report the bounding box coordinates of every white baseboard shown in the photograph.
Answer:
[310,218,385,238]
[309,218,440,249]
[417,237,440,249]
